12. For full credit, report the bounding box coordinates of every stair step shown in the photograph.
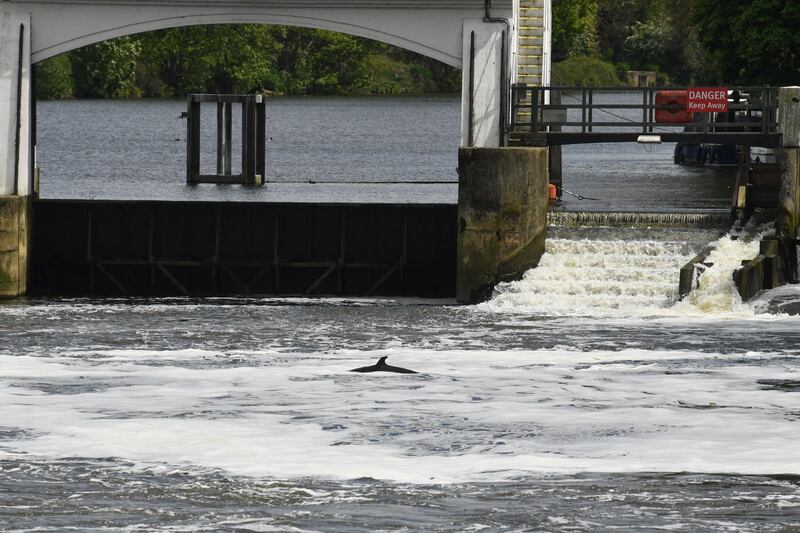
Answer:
[518,27,545,37]
[519,75,543,83]
[518,65,543,75]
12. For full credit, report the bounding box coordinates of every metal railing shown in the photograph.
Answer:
[509,86,781,146]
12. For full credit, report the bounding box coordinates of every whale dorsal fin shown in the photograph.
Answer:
[377,356,388,365]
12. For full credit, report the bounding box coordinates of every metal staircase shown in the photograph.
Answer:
[514,0,549,87]
[511,0,551,133]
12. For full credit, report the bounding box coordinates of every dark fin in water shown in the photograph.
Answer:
[350,356,417,374]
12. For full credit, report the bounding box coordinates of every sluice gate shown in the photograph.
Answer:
[30,200,457,298]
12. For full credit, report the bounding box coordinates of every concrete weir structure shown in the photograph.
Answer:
[1,0,558,301]
[457,147,548,303]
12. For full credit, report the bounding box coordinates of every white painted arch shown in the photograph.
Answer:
[21,1,512,68]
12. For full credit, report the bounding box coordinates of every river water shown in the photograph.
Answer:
[1,96,799,531]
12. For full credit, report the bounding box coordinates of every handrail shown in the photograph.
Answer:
[510,86,781,144]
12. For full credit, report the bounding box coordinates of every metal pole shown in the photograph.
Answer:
[468,31,475,147]
[12,24,25,196]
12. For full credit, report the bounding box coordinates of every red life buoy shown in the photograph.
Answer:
[655,90,692,123]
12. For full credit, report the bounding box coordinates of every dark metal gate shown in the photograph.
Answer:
[31,200,457,298]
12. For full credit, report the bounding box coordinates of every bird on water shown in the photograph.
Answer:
[350,356,417,374]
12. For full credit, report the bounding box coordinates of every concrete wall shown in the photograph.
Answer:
[460,20,506,148]
[1,7,32,197]
[779,87,800,241]
[457,147,549,303]
[0,196,29,297]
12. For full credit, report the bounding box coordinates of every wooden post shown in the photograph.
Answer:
[186,94,265,186]
[256,95,266,184]
[186,98,201,184]
[217,102,232,175]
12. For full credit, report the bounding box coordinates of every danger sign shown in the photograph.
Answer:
[688,87,729,112]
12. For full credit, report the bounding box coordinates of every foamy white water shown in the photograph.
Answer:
[485,223,775,318]
[1,347,799,484]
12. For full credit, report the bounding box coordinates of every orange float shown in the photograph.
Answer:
[655,90,692,123]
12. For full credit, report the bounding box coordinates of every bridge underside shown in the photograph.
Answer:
[21,1,511,67]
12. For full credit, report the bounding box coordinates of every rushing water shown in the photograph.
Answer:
[2,96,800,530]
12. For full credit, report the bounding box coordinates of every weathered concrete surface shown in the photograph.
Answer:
[0,196,29,297]
[733,238,789,301]
[778,147,800,239]
[779,87,800,148]
[457,147,548,303]
[778,88,800,240]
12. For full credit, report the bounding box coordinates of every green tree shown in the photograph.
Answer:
[624,19,672,71]
[136,25,281,96]
[693,0,800,85]
[268,27,370,95]
[596,0,657,63]
[35,55,74,99]
[71,37,141,98]
[552,0,599,61]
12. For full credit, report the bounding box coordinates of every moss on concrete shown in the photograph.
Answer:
[0,196,28,298]
[457,147,549,303]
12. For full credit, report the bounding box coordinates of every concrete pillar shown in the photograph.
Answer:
[0,196,29,297]
[778,87,800,239]
[1,7,32,297]
[1,7,33,197]
[461,20,507,148]
[457,147,549,303]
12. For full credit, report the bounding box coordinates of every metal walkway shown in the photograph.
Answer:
[509,86,781,147]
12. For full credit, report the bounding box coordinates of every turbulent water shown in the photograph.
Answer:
[3,96,800,530]
[3,219,800,530]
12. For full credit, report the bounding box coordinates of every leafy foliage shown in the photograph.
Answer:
[552,0,599,61]
[552,56,621,86]
[693,0,800,85]
[35,55,74,100]
[71,37,141,98]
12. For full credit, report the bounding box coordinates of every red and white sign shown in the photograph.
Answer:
[687,87,729,112]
